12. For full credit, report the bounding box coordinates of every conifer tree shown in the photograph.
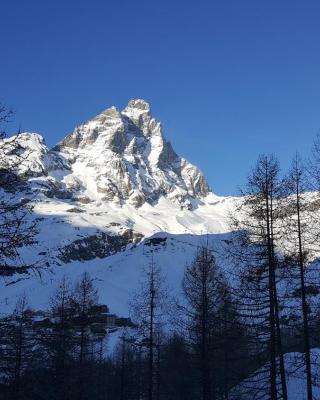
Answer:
[282,155,314,400]
[73,272,99,400]
[130,259,168,400]
[229,155,287,399]
[181,245,228,400]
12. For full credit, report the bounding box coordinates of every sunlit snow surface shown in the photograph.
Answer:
[0,193,236,316]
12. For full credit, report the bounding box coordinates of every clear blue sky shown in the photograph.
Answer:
[1,0,320,195]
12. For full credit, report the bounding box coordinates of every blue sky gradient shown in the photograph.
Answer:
[1,0,320,195]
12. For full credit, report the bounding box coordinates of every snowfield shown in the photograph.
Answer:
[0,99,240,317]
[0,232,232,317]
[231,349,320,400]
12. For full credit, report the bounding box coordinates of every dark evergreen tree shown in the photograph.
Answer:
[160,334,196,400]
[282,155,314,400]
[73,272,99,400]
[228,155,288,399]
[37,276,76,400]
[130,259,168,400]
[0,295,34,400]
[181,245,231,400]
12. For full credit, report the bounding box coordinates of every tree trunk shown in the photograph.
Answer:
[149,270,155,400]
[265,174,278,400]
[270,191,288,400]
[296,179,313,400]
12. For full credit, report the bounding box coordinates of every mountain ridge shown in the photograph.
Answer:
[8,99,211,210]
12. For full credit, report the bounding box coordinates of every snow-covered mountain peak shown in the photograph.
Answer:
[122,98,151,121]
[44,99,210,208]
[3,100,211,209]
[125,98,151,113]
[3,132,46,150]
[0,132,69,179]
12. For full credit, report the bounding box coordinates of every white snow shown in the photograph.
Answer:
[0,99,240,318]
[231,349,320,399]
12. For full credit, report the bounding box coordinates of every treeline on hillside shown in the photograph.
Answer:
[0,254,251,400]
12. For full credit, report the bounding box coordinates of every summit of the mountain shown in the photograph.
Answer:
[10,99,211,209]
[124,98,151,113]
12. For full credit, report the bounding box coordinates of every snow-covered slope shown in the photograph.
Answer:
[0,233,231,316]
[231,349,320,400]
[0,99,239,316]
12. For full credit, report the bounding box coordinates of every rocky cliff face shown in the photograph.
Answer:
[52,98,210,208]
[3,99,210,209]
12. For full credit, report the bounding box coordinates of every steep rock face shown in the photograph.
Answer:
[50,99,210,208]
[0,99,211,210]
[58,229,144,263]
